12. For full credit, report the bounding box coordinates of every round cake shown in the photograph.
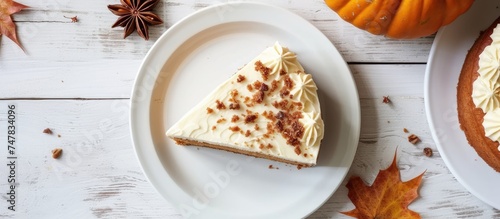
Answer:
[457,16,500,172]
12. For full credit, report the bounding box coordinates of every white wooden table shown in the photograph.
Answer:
[1,0,499,218]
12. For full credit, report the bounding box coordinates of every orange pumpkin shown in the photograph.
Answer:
[324,0,475,39]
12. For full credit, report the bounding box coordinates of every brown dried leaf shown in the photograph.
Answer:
[0,0,28,50]
[342,151,424,219]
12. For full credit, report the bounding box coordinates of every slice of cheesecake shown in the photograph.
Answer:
[166,42,324,167]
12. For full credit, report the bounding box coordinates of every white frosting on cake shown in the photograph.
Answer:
[472,77,500,112]
[483,108,500,142]
[261,42,304,75]
[473,24,500,143]
[478,45,500,82]
[166,42,324,166]
[300,111,324,148]
[289,73,319,112]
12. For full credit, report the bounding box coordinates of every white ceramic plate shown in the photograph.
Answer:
[425,1,500,209]
[130,2,360,218]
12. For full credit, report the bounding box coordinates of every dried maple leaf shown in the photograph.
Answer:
[342,151,424,219]
[107,0,163,40]
[0,0,28,50]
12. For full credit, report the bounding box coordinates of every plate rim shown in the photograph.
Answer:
[129,2,361,218]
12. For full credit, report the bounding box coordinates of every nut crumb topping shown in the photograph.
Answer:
[284,75,294,90]
[274,100,289,110]
[263,111,276,121]
[229,89,239,103]
[266,123,275,136]
[244,114,258,124]
[280,88,290,98]
[236,75,246,82]
[252,91,265,104]
[270,80,279,93]
[245,130,251,137]
[259,143,273,150]
[280,69,287,75]
[216,118,226,124]
[260,83,269,92]
[283,120,304,147]
[229,126,241,132]
[276,111,285,120]
[216,100,226,110]
[247,84,253,91]
[212,126,217,130]
[231,115,240,123]
[403,128,409,133]
[291,111,303,119]
[229,103,240,110]
[254,124,260,131]
[294,146,301,155]
[255,61,271,81]
[244,96,251,103]
[207,107,214,114]
[293,102,303,110]
[269,102,305,147]
[275,120,284,131]
[253,80,262,90]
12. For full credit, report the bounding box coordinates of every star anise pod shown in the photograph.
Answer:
[108,0,163,40]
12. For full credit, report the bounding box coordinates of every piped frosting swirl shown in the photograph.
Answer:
[261,42,304,75]
[289,73,318,103]
[478,44,500,82]
[472,77,500,112]
[300,112,324,147]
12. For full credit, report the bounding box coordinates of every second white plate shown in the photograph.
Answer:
[425,0,500,209]
[130,2,360,218]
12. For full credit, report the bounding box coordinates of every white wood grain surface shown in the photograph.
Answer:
[1,0,499,218]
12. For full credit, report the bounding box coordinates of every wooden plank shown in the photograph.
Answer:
[351,64,426,99]
[1,0,432,63]
[0,60,139,99]
[0,63,426,98]
[0,98,496,218]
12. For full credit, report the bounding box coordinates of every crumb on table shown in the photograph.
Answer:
[408,134,420,144]
[424,147,433,157]
[43,128,53,134]
[52,148,63,159]
[382,96,391,104]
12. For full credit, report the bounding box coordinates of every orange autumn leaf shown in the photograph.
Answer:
[0,0,28,50]
[342,152,424,219]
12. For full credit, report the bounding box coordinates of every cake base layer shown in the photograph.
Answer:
[457,16,500,172]
[171,138,314,167]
